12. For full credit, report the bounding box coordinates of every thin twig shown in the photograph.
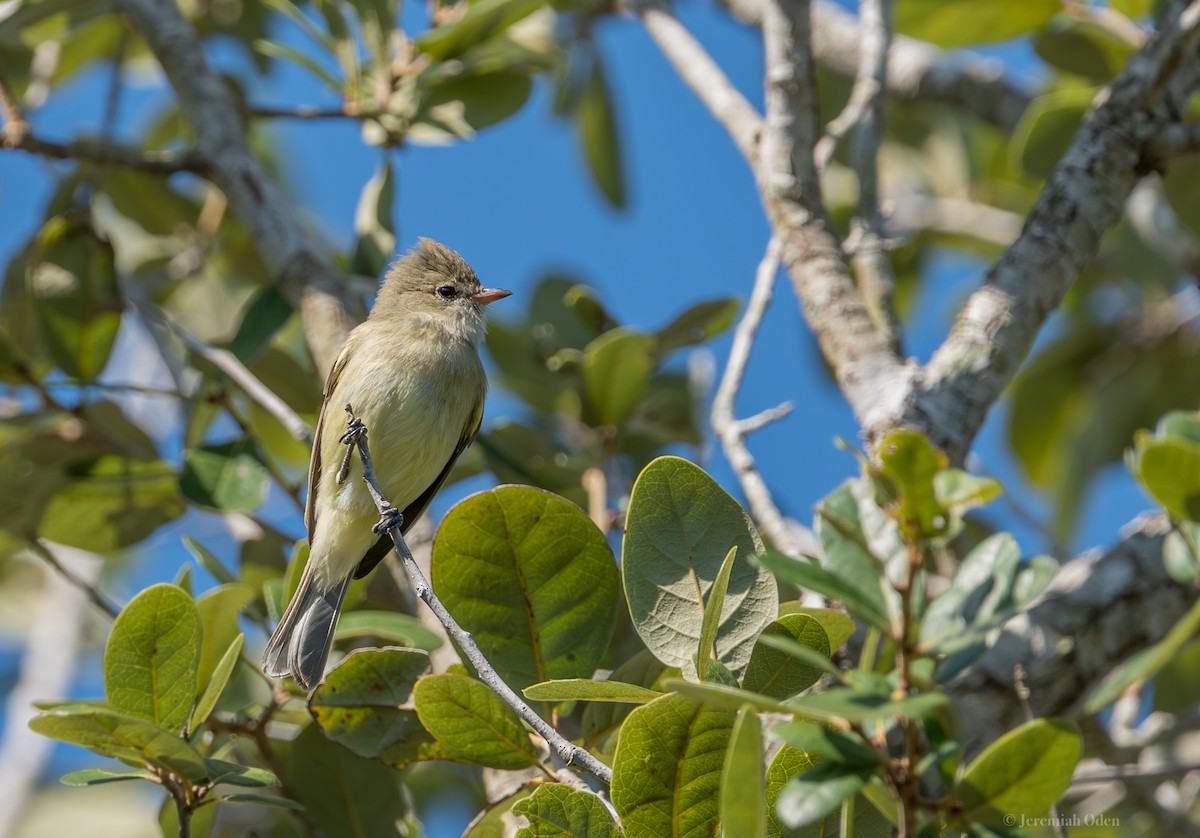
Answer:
[712,238,811,559]
[28,540,119,618]
[341,405,614,786]
[247,105,362,120]
[2,132,205,174]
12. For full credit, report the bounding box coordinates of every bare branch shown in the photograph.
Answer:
[633,0,762,164]
[114,0,357,376]
[2,132,204,174]
[901,0,1200,462]
[341,407,614,786]
[29,539,119,619]
[712,238,813,558]
[887,195,1024,247]
[247,105,362,120]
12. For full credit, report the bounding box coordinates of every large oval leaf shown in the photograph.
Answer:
[103,583,202,734]
[433,486,619,690]
[956,717,1082,827]
[622,456,776,675]
[610,692,735,838]
[413,672,542,770]
[512,783,618,837]
[742,614,831,699]
[308,648,431,759]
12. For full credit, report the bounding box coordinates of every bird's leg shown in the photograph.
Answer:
[337,404,367,484]
[339,405,404,533]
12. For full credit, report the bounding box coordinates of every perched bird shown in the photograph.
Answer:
[263,239,510,690]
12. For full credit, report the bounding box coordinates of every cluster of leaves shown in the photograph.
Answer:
[29,427,1098,836]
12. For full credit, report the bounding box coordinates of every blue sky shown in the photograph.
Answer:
[0,1,1158,833]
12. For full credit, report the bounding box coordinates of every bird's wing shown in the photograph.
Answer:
[304,346,353,546]
[352,397,484,579]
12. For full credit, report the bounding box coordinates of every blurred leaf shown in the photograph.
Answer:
[104,583,202,733]
[466,785,538,837]
[60,767,154,787]
[30,706,208,781]
[190,634,244,731]
[277,722,410,837]
[414,71,534,140]
[582,328,655,426]
[252,38,342,89]
[417,0,546,60]
[308,648,431,759]
[814,480,903,625]
[27,216,122,380]
[955,718,1082,827]
[512,783,618,837]
[195,584,256,696]
[476,423,589,507]
[523,678,663,703]
[1034,16,1136,82]
[770,721,881,768]
[576,53,625,208]
[351,160,396,277]
[777,762,873,830]
[183,536,237,585]
[758,552,890,635]
[623,456,776,676]
[1154,635,1200,712]
[1010,86,1096,180]
[788,686,950,726]
[1129,412,1200,521]
[895,0,1059,47]
[1085,597,1200,712]
[580,649,672,744]
[334,610,444,651]
[228,285,294,363]
[610,693,734,837]
[722,705,767,838]
[742,614,831,700]
[433,486,619,690]
[413,672,543,769]
[1164,522,1200,584]
[655,297,739,356]
[870,428,950,539]
[180,440,270,512]
[214,792,303,809]
[203,758,279,788]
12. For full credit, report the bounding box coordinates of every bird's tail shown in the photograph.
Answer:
[262,561,350,692]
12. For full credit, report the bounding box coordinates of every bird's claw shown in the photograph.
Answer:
[373,506,403,534]
[337,405,368,484]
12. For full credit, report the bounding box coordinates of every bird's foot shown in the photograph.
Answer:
[337,405,368,484]
[373,506,403,534]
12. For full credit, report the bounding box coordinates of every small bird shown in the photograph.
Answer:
[263,239,510,691]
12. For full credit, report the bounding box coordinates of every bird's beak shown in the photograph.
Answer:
[470,287,512,305]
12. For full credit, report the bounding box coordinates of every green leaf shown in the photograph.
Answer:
[104,583,202,733]
[523,678,663,703]
[276,722,410,838]
[417,0,545,60]
[1034,16,1136,83]
[433,486,618,690]
[787,687,951,726]
[183,536,237,585]
[467,785,539,837]
[933,470,1003,518]
[1130,434,1200,522]
[180,440,270,512]
[611,693,735,838]
[252,38,342,89]
[351,160,396,277]
[697,546,738,680]
[512,783,618,837]
[1085,597,1200,712]
[776,763,873,829]
[195,584,256,700]
[955,718,1082,827]
[895,0,1059,47]
[38,456,184,551]
[871,428,950,539]
[623,456,776,676]
[60,767,154,786]
[742,615,832,699]
[582,328,655,426]
[576,53,625,208]
[27,215,122,380]
[203,758,280,788]
[580,650,672,744]
[770,721,880,768]
[413,71,534,141]
[1010,85,1096,180]
[308,647,431,759]
[413,672,542,769]
[190,634,243,732]
[766,745,817,838]
[663,679,790,716]
[722,705,767,838]
[30,707,208,781]
[228,285,294,363]
[334,610,444,651]
[757,552,891,635]
[214,792,305,809]
[778,605,856,650]
[814,481,900,627]
[655,297,740,356]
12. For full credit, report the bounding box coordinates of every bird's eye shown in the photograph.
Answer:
[436,285,458,300]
